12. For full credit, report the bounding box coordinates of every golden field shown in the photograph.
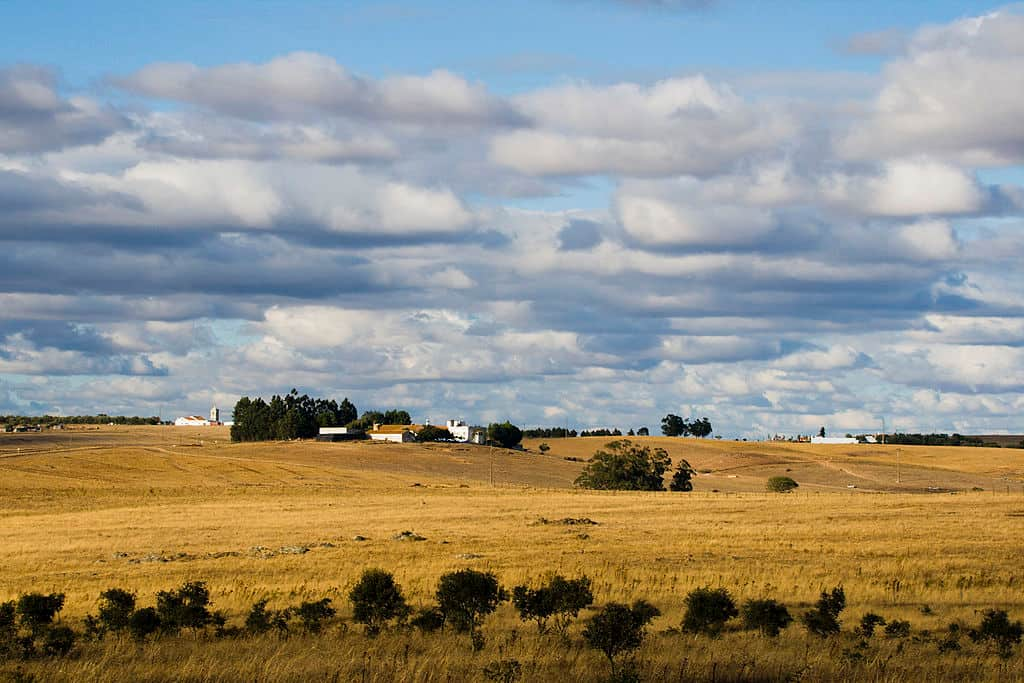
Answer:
[2,426,1024,681]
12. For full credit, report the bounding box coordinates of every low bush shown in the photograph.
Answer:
[682,587,738,637]
[409,606,445,633]
[740,598,792,637]
[96,588,136,635]
[295,598,335,634]
[436,569,506,638]
[802,586,845,638]
[127,608,161,642]
[511,575,593,636]
[16,594,64,637]
[884,619,911,638]
[968,609,1023,658]
[766,476,799,493]
[582,600,660,677]
[857,613,886,638]
[156,582,213,634]
[244,599,289,636]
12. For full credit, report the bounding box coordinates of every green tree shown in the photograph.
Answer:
[96,589,136,634]
[417,425,455,442]
[688,417,713,438]
[661,414,687,437]
[741,599,793,637]
[349,569,411,636]
[488,422,523,448]
[669,459,697,491]
[574,440,671,491]
[802,586,845,638]
[637,427,649,436]
[436,569,506,649]
[767,476,799,493]
[681,587,738,637]
[582,600,660,677]
[511,575,593,636]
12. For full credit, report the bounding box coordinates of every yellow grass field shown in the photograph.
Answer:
[2,427,1024,681]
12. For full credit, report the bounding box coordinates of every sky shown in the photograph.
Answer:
[2,1,1024,437]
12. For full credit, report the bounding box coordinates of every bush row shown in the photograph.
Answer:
[3,573,1021,680]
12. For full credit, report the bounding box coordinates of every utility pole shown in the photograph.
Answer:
[881,417,886,445]
[489,443,494,487]
[896,447,902,484]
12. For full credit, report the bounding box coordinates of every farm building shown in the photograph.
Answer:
[811,436,859,445]
[317,427,366,442]
[368,424,423,443]
[174,416,211,427]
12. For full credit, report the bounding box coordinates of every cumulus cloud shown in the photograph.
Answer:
[0,66,128,153]
[115,52,522,126]
[840,9,1024,165]
[491,76,793,176]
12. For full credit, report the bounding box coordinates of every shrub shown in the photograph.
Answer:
[409,606,445,633]
[482,659,522,683]
[511,575,593,635]
[682,587,738,637]
[436,569,506,637]
[127,608,161,642]
[16,594,65,637]
[1,601,19,660]
[802,586,846,638]
[156,582,214,634]
[574,440,671,491]
[582,601,660,677]
[884,619,911,638]
[857,613,886,638]
[669,459,696,492]
[766,476,799,493]
[538,443,550,454]
[97,589,136,634]
[968,609,1023,658]
[245,599,289,636]
[40,626,75,657]
[349,569,411,636]
[295,598,335,634]
[416,425,454,442]
[740,598,793,637]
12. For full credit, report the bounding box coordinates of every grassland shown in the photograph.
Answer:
[2,427,1023,681]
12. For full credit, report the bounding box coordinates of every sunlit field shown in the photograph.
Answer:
[2,427,1023,681]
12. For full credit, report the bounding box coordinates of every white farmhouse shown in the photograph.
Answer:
[811,436,859,445]
[368,424,423,443]
[446,419,471,442]
[174,416,210,427]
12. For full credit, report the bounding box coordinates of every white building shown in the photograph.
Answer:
[811,436,859,445]
[368,424,423,443]
[446,419,471,442]
[174,416,210,427]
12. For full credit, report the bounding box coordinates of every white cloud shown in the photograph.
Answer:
[839,9,1024,165]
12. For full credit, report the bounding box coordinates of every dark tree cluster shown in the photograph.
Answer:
[230,390,358,442]
[522,427,578,439]
[661,414,713,438]
[1,414,161,426]
[580,428,622,437]
[347,409,412,431]
[487,422,523,448]
[574,440,672,491]
[884,433,985,447]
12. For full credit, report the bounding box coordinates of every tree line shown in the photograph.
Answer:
[1,415,161,426]
[230,391,413,442]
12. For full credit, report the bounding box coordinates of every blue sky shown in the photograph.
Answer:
[2,1,1024,436]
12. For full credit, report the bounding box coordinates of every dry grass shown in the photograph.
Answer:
[2,427,1023,681]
